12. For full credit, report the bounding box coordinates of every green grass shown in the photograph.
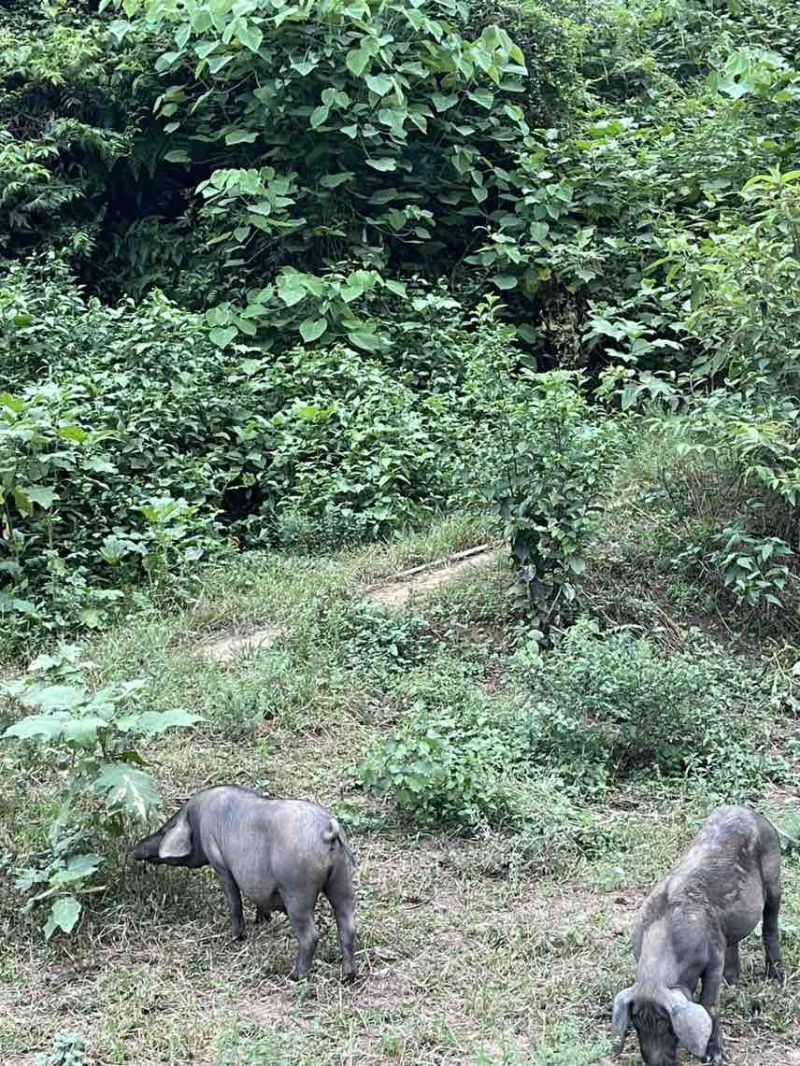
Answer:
[2,514,800,1066]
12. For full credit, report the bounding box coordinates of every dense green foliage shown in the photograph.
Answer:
[2,644,199,936]
[2,0,800,635]
[359,617,778,831]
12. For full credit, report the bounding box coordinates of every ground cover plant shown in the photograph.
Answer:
[3,0,800,1063]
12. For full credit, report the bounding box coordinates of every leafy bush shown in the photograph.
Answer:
[36,1032,89,1066]
[335,606,433,679]
[1,644,200,937]
[485,370,620,624]
[517,618,775,796]
[113,0,528,307]
[360,620,777,832]
[0,262,531,639]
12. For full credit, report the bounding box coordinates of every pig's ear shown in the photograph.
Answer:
[668,995,712,1059]
[158,810,193,859]
[611,986,634,1056]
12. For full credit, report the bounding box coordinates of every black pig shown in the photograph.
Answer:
[612,806,783,1065]
[134,785,357,980]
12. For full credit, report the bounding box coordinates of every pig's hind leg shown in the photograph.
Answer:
[701,954,725,1066]
[324,860,357,981]
[212,865,245,941]
[763,884,784,984]
[284,889,321,981]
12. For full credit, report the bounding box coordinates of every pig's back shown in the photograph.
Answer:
[224,796,336,897]
[645,807,774,932]
[675,807,776,881]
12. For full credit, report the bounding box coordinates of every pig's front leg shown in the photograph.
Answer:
[723,942,741,985]
[213,866,245,940]
[700,954,725,1066]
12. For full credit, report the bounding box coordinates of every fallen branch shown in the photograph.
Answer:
[363,543,498,592]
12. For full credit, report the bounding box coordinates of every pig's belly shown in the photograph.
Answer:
[722,882,764,944]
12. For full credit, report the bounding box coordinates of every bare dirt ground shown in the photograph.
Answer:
[363,544,499,610]
[196,625,286,664]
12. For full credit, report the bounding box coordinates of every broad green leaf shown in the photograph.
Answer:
[61,716,109,747]
[431,92,459,111]
[0,392,25,412]
[25,486,57,509]
[44,896,82,940]
[51,853,103,886]
[210,326,238,347]
[299,318,328,342]
[347,330,384,352]
[22,685,87,712]
[276,285,306,307]
[365,73,393,96]
[366,157,396,172]
[290,55,319,76]
[236,21,263,52]
[346,47,370,77]
[207,53,234,74]
[225,129,258,145]
[320,172,354,189]
[310,106,329,129]
[109,19,133,43]
[93,764,158,821]
[3,714,66,743]
[340,270,378,303]
[58,425,89,443]
[491,274,518,290]
[468,88,495,110]
[385,279,407,297]
[115,709,203,736]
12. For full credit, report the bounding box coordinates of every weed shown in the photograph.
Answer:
[36,1032,89,1066]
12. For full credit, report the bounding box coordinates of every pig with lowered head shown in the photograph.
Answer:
[612,806,783,1066]
[134,785,357,980]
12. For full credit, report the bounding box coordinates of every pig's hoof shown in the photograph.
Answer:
[231,928,246,942]
[767,966,786,986]
[342,970,357,984]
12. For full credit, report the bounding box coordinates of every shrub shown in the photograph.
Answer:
[0,262,527,640]
[360,620,778,832]
[335,606,433,680]
[518,618,776,797]
[36,1032,89,1066]
[114,0,528,315]
[483,369,620,625]
[1,644,200,938]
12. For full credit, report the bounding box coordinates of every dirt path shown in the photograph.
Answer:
[196,625,285,664]
[363,543,498,609]
[196,544,500,663]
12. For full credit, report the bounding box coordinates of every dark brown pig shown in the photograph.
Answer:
[612,806,783,1065]
[134,785,357,980]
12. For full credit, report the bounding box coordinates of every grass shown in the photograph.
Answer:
[2,511,800,1066]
